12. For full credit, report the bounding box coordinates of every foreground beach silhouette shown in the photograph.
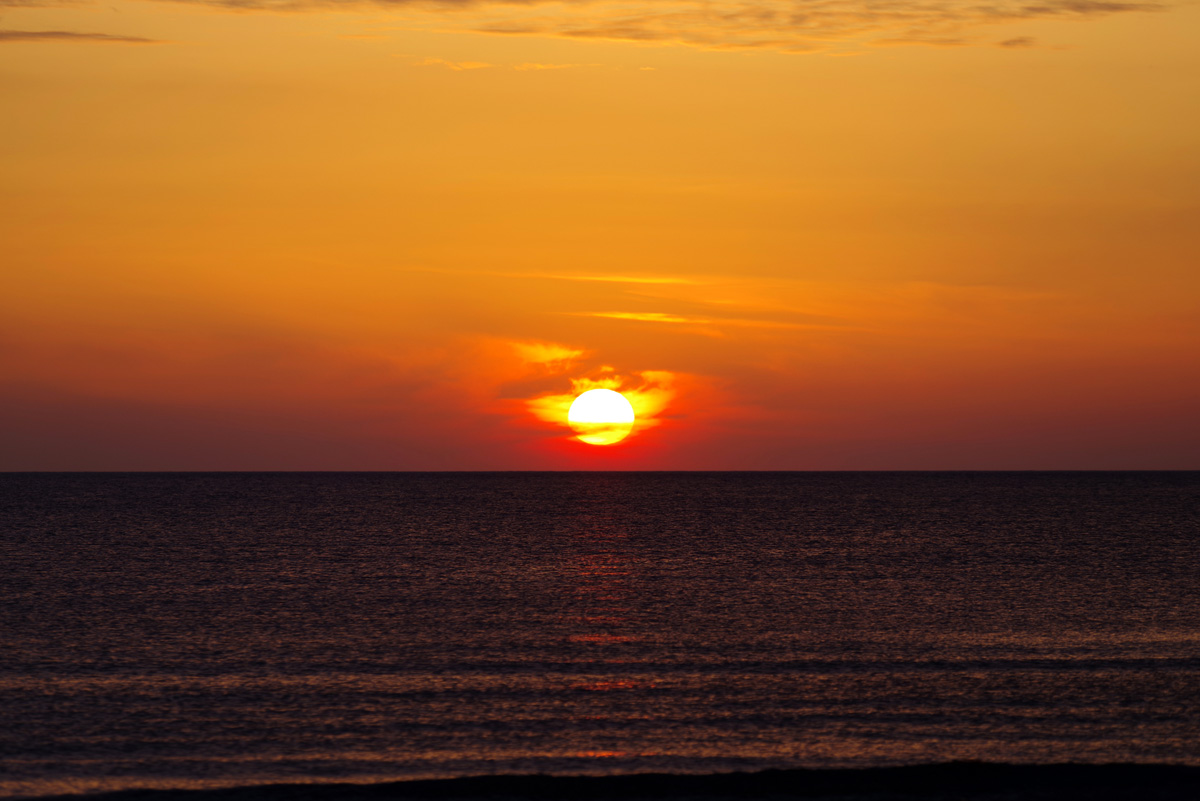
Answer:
[34,765,1200,801]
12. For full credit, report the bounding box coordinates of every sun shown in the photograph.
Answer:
[568,388,635,445]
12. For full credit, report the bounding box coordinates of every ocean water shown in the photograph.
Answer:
[2,472,1198,797]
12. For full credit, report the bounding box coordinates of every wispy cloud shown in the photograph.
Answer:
[411,56,492,70]
[469,0,1163,52]
[547,274,698,285]
[512,62,594,70]
[874,36,969,47]
[408,267,700,286]
[397,55,597,70]
[570,311,860,331]
[161,0,1165,53]
[580,312,697,324]
[510,341,584,371]
[0,29,164,43]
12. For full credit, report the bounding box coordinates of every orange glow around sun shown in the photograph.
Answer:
[522,357,679,451]
[568,388,635,445]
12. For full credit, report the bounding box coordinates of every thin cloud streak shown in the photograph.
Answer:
[412,56,492,69]
[0,30,164,43]
[512,62,596,70]
[579,312,696,324]
[571,311,863,331]
[407,267,700,286]
[548,274,699,285]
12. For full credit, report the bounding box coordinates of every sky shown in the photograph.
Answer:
[1,0,1198,470]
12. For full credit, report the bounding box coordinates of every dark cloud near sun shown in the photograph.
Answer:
[0,29,164,42]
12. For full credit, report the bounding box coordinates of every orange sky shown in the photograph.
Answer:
[1,0,1198,469]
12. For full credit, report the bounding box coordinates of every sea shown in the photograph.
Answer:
[2,472,1198,798]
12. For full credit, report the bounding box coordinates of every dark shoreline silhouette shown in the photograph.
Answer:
[27,764,1200,801]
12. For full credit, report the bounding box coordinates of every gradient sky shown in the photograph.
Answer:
[2,0,1198,469]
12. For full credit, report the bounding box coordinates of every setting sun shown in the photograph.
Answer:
[567,389,635,446]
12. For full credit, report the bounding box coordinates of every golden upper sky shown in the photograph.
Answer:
[1,0,1197,468]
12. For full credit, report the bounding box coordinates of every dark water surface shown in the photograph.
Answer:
[2,472,1198,797]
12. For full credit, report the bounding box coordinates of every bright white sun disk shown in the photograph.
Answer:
[567,389,635,445]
